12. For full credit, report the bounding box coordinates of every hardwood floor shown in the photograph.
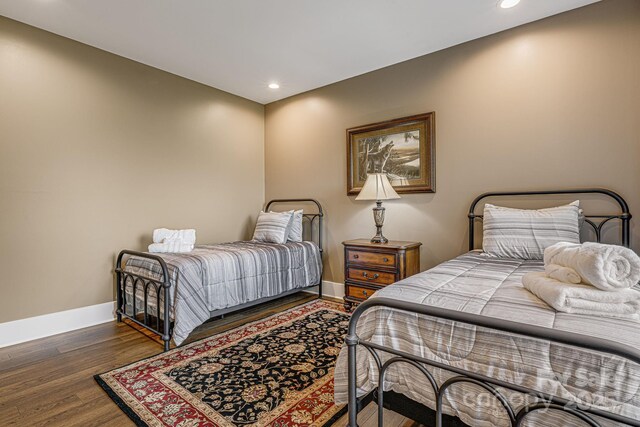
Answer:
[0,294,418,427]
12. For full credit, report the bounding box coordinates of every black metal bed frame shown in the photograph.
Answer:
[347,188,638,427]
[115,199,324,351]
[468,188,631,250]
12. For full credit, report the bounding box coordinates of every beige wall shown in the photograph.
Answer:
[265,0,640,284]
[1,0,638,323]
[0,17,265,323]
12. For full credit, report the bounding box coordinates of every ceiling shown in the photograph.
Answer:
[0,0,600,104]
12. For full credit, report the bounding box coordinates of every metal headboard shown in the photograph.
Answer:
[468,188,631,250]
[264,198,324,253]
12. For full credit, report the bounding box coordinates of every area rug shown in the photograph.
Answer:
[95,299,349,427]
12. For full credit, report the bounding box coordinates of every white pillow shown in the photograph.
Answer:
[252,211,294,244]
[287,210,304,242]
[482,201,580,260]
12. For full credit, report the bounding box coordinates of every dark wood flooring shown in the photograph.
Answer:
[0,294,418,427]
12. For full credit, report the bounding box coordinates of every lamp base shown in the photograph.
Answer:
[370,234,388,244]
[370,201,388,244]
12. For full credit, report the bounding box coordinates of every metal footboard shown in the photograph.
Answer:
[346,297,640,427]
[115,250,172,351]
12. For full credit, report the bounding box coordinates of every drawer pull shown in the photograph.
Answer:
[362,272,379,280]
[383,257,389,262]
[363,290,368,296]
[353,254,359,259]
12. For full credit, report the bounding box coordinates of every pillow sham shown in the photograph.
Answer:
[252,210,294,244]
[482,201,580,260]
[287,209,304,242]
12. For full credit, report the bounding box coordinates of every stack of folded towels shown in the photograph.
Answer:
[522,242,640,320]
[148,228,196,253]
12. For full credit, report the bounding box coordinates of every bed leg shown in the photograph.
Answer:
[435,386,444,427]
[115,268,123,323]
[346,333,359,427]
[318,280,323,299]
[163,283,171,352]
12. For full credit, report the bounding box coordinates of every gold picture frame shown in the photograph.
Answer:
[347,112,435,195]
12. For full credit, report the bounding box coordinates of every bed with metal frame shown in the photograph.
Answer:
[345,188,639,427]
[115,199,323,351]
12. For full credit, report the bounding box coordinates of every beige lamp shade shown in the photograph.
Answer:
[356,173,401,201]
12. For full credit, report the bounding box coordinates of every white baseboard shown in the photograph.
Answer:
[304,280,345,299]
[1,282,344,349]
[0,301,116,348]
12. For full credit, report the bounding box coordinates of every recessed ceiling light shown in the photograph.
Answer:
[499,0,520,8]
[268,83,280,89]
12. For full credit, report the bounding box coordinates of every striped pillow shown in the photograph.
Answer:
[482,201,580,260]
[286,210,304,242]
[252,211,294,244]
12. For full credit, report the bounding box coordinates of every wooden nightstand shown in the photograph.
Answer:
[342,239,421,311]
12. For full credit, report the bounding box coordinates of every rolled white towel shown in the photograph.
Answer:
[148,240,194,253]
[544,263,581,284]
[522,272,640,319]
[544,242,640,291]
[153,228,196,245]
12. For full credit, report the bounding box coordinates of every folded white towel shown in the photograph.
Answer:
[148,241,194,253]
[523,272,640,319]
[544,242,640,291]
[544,263,581,284]
[152,228,196,245]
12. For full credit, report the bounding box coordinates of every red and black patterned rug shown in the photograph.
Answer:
[95,299,349,426]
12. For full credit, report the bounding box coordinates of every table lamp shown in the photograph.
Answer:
[356,173,400,243]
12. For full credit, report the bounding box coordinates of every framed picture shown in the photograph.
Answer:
[347,112,435,195]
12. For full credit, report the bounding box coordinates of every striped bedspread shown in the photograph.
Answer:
[124,241,322,345]
[334,251,640,427]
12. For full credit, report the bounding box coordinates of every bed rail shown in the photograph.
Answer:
[115,250,172,351]
[346,297,640,427]
[468,188,632,250]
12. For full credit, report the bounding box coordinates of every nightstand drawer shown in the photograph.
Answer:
[346,284,376,300]
[346,249,396,267]
[347,267,395,285]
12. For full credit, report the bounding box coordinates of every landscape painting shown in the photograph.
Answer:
[347,112,435,194]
